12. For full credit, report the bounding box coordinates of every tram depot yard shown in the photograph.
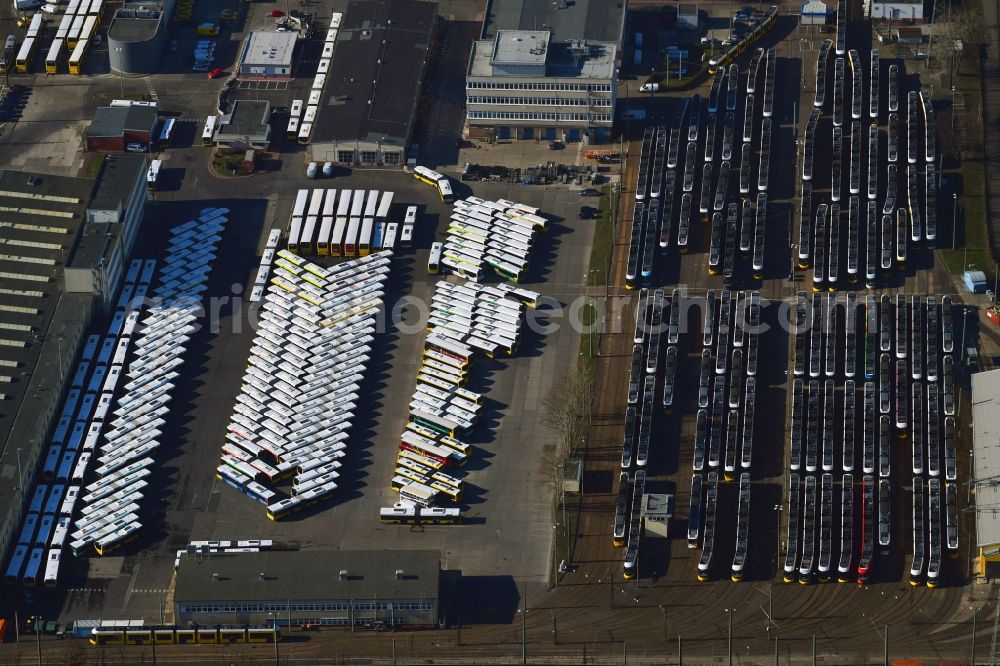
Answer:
[0,0,996,661]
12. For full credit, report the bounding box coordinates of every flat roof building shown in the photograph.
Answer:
[466,0,624,144]
[174,550,441,628]
[310,0,437,167]
[0,169,105,585]
[215,100,272,150]
[973,369,1000,578]
[238,31,297,79]
[86,105,159,153]
[65,154,148,314]
[865,0,926,20]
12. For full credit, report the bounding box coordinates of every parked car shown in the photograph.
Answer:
[269,9,285,17]
[208,67,224,79]
[322,162,334,177]
[125,142,147,153]
[579,206,597,219]
[306,162,318,178]
[580,188,600,197]
[639,82,660,92]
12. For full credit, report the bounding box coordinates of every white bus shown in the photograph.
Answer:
[202,115,217,146]
[428,242,443,274]
[146,159,161,190]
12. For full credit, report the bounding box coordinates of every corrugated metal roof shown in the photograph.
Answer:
[972,369,1000,547]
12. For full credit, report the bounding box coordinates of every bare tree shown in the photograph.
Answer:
[540,361,594,489]
[939,6,986,88]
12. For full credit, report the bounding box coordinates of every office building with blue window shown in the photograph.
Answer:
[465,0,626,144]
[173,550,441,629]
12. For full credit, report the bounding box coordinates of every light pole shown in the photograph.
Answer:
[952,193,958,250]
[861,613,888,666]
[774,503,783,575]
[725,608,734,666]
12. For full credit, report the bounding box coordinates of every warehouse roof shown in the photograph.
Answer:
[174,550,440,602]
[973,369,1000,548]
[239,31,297,68]
[313,0,436,145]
[482,0,625,44]
[88,106,158,138]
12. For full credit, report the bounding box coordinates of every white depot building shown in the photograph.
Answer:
[464,0,625,144]
[238,31,297,79]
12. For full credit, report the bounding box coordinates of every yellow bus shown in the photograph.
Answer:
[14,37,36,73]
[68,39,88,75]
[44,38,63,74]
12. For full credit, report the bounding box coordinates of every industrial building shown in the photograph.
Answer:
[865,0,925,20]
[215,100,272,150]
[173,550,441,628]
[799,0,831,25]
[238,31,297,80]
[86,105,159,153]
[0,169,109,586]
[310,0,437,167]
[65,154,148,311]
[465,0,625,143]
[973,369,1000,578]
[107,6,168,75]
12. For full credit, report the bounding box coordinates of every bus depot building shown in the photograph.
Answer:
[973,369,1000,578]
[173,550,441,628]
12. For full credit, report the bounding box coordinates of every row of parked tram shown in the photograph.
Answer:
[90,626,281,646]
[784,289,958,585]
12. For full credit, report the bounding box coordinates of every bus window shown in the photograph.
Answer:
[428,242,442,274]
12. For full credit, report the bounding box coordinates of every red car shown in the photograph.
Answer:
[269,9,285,17]
[208,67,224,79]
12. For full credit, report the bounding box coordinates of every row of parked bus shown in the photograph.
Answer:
[221,250,390,521]
[43,0,102,75]
[288,188,397,258]
[4,258,158,587]
[786,291,958,584]
[249,229,282,303]
[71,209,229,558]
[438,196,547,283]
[383,280,534,509]
[285,12,341,144]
